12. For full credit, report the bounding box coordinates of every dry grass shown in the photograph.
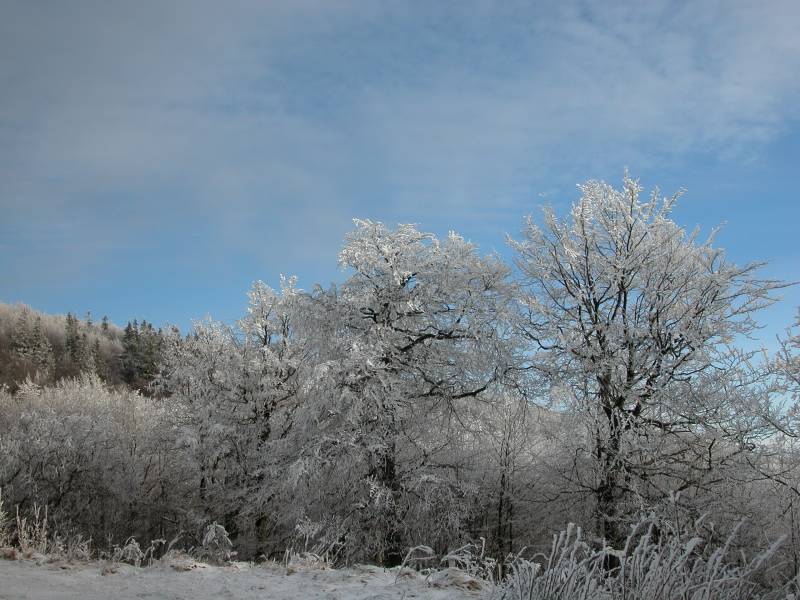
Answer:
[493,522,795,600]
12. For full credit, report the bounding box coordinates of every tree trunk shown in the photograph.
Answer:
[596,401,625,547]
[376,437,403,567]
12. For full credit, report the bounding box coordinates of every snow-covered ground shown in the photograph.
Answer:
[0,558,486,600]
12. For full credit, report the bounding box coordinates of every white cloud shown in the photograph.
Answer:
[1,0,799,289]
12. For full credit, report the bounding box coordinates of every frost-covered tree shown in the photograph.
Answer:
[120,320,165,392]
[159,321,249,517]
[63,312,81,364]
[289,220,516,565]
[748,310,800,560]
[0,375,189,544]
[2,184,797,571]
[510,174,781,544]
[11,309,34,356]
[29,317,55,377]
[156,278,304,555]
[14,312,52,369]
[238,276,304,444]
[9,311,55,382]
[0,303,126,388]
[777,310,800,408]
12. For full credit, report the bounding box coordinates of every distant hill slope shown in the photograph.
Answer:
[0,302,164,393]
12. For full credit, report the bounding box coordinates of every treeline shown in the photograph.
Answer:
[1,175,800,593]
[0,303,166,393]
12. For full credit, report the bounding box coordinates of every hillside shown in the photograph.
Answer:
[0,303,164,393]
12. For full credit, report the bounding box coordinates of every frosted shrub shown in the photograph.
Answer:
[440,539,498,582]
[50,530,92,562]
[398,542,495,590]
[15,504,49,555]
[293,515,349,565]
[0,488,10,547]
[0,375,193,547]
[399,545,437,574]
[113,537,144,566]
[494,522,794,600]
[8,500,92,561]
[196,523,234,563]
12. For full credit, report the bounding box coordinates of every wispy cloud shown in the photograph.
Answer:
[1,0,799,307]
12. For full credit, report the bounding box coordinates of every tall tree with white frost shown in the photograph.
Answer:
[777,310,800,409]
[156,278,304,554]
[510,174,781,545]
[293,220,515,565]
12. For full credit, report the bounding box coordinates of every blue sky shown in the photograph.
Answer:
[1,1,798,347]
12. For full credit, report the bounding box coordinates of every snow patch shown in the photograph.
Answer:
[0,557,484,600]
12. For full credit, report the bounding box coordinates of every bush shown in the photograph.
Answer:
[494,521,795,600]
[0,488,11,547]
[0,375,195,547]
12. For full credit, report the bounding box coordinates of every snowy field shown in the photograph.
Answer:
[0,558,483,600]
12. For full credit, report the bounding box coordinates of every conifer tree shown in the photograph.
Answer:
[11,310,33,358]
[121,321,139,386]
[10,311,54,382]
[76,333,95,373]
[119,319,164,392]
[64,312,81,364]
[92,338,104,377]
[29,316,55,377]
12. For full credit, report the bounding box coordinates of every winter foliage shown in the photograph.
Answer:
[0,303,166,393]
[510,175,783,544]
[2,174,800,597]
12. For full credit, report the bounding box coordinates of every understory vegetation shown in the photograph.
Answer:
[2,174,800,598]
